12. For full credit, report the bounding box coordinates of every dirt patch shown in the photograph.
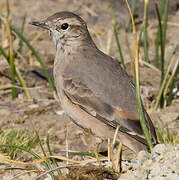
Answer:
[59,165,119,180]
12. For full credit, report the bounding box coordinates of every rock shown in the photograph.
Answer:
[137,150,150,165]
[119,144,179,179]
[152,144,167,155]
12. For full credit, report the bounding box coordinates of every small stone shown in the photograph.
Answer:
[28,104,39,109]
[168,174,179,180]
[152,144,166,155]
[121,144,178,179]
[132,159,140,169]
[119,173,136,180]
[176,150,179,159]
[149,162,161,176]
[143,159,152,169]
[137,150,150,165]
[55,109,65,115]
[134,168,148,180]
[152,176,169,180]
[121,160,133,172]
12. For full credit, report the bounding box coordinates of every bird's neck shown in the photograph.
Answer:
[56,32,96,56]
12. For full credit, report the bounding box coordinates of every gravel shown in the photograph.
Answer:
[120,144,179,180]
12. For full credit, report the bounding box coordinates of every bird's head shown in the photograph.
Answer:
[30,11,92,49]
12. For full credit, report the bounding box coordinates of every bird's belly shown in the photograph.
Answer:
[57,88,115,139]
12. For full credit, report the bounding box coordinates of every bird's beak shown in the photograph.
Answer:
[29,21,50,30]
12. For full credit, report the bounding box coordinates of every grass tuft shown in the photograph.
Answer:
[0,129,38,159]
[157,127,179,145]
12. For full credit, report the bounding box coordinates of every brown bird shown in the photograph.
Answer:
[30,11,157,152]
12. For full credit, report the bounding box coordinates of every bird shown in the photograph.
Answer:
[30,11,158,153]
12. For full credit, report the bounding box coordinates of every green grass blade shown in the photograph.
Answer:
[154,0,165,68]
[0,130,40,159]
[156,130,164,144]
[35,132,47,157]
[155,3,165,108]
[6,17,17,99]
[136,80,153,151]
[0,143,56,179]
[138,26,144,54]
[10,24,55,92]
[0,144,41,159]
[166,126,173,143]
[161,0,169,55]
[46,133,61,175]
[36,132,55,179]
[125,0,153,151]
[18,13,27,53]
[0,45,9,59]
[143,0,149,62]
[165,39,179,71]
[154,27,160,68]
[154,56,175,110]
[110,8,126,69]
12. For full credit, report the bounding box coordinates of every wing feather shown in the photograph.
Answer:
[61,47,157,145]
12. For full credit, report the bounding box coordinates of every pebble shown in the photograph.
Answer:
[119,144,179,180]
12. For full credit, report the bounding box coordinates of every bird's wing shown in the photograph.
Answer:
[62,77,149,146]
[62,48,157,145]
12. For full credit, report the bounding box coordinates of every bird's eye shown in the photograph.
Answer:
[61,23,69,30]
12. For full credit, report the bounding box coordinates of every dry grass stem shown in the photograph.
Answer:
[15,67,31,99]
[165,21,179,27]
[106,29,113,55]
[115,142,122,173]
[110,125,120,169]
[0,154,108,166]
[112,125,120,148]
[94,151,102,167]
[139,59,161,73]
[154,55,176,109]
[108,138,111,163]
[9,170,39,180]
[0,84,13,90]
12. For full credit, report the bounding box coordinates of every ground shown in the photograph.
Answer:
[0,0,179,179]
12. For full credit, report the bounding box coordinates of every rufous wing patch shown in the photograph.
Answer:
[115,107,139,120]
